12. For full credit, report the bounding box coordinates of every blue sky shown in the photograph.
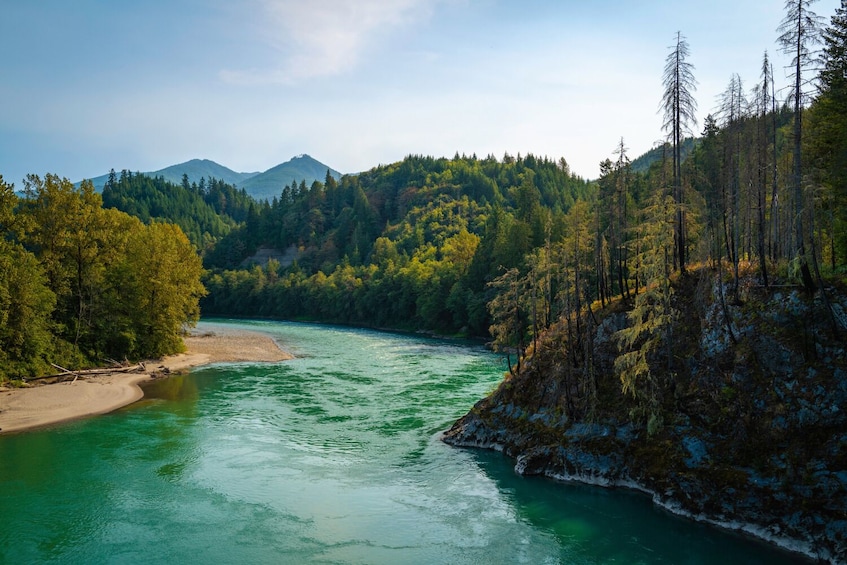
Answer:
[1,0,842,186]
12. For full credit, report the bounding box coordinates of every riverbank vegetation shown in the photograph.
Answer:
[2,2,847,558]
[443,3,847,560]
[4,2,846,413]
[0,174,205,381]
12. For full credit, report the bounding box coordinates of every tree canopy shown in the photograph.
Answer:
[0,174,205,381]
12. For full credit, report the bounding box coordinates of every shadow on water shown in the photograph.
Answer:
[0,400,202,563]
[140,371,201,401]
[468,449,808,565]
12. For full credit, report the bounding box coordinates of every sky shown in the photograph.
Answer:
[1,0,843,186]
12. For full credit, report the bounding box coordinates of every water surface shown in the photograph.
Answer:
[0,320,804,563]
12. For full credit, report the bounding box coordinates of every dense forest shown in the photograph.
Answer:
[0,174,205,381]
[191,0,847,427]
[101,169,256,253]
[199,154,592,335]
[439,4,847,559]
[1,1,844,559]
[3,1,846,400]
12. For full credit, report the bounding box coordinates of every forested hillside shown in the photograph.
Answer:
[101,169,255,252]
[0,174,206,381]
[201,154,591,335]
[443,3,847,562]
[80,2,847,357]
[239,154,343,202]
[4,0,844,443]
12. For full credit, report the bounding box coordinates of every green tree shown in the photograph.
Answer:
[598,139,633,300]
[0,241,56,378]
[0,175,56,378]
[122,222,207,358]
[808,0,847,266]
[20,175,111,351]
[488,267,526,376]
[555,199,596,419]
[615,193,679,435]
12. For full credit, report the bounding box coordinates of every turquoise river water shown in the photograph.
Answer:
[0,320,805,564]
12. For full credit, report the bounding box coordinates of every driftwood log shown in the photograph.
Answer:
[23,363,146,383]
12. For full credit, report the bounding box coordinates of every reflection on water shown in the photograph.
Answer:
[0,320,805,564]
[141,372,200,401]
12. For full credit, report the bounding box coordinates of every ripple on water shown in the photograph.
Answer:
[0,321,809,565]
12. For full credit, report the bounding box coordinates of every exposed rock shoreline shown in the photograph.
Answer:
[443,273,847,564]
[444,414,832,563]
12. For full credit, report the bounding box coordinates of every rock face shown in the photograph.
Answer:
[444,271,847,564]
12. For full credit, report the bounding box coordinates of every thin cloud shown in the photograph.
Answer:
[221,0,437,84]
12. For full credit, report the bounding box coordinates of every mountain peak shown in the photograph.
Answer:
[241,155,342,201]
[80,154,341,200]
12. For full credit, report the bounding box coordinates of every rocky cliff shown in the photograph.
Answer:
[444,268,847,563]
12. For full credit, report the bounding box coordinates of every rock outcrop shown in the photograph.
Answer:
[444,269,847,564]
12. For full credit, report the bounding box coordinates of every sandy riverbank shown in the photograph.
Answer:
[0,327,293,434]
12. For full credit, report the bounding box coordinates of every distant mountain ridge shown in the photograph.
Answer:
[153,159,259,187]
[81,154,342,202]
[240,154,342,202]
[629,138,698,174]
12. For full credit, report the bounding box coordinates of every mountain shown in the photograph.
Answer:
[149,159,259,187]
[81,159,258,191]
[240,154,342,202]
[629,138,698,174]
[80,155,341,201]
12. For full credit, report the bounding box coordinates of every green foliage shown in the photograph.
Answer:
[0,173,207,381]
[629,138,697,174]
[807,1,847,266]
[614,193,680,433]
[200,153,590,335]
[487,268,526,375]
[119,222,206,358]
[0,239,55,378]
[102,170,252,252]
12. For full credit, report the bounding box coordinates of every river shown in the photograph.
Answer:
[0,320,804,564]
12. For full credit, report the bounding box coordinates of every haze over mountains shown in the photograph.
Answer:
[83,154,342,202]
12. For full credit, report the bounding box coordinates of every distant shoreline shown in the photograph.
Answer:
[0,327,292,434]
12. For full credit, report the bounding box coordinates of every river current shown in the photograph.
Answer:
[0,320,803,564]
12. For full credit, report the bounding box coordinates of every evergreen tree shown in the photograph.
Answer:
[661,31,698,273]
[717,73,747,292]
[488,267,526,377]
[808,0,847,265]
[778,0,824,291]
[615,193,679,435]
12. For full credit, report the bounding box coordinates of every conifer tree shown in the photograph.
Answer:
[755,51,774,286]
[808,0,847,265]
[778,0,824,291]
[615,193,679,435]
[488,267,525,376]
[661,31,698,273]
[718,73,747,292]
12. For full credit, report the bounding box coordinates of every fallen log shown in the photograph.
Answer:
[24,363,145,382]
